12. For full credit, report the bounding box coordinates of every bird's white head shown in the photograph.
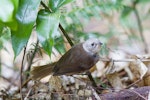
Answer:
[83,38,103,54]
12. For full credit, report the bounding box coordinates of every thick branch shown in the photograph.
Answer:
[100,86,150,100]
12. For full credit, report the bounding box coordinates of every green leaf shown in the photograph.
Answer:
[54,37,65,54]
[0,0,19,30]
[11,0,41,57]
[36,10,60,56]
[121,6,133,18]
[49,0,75,12]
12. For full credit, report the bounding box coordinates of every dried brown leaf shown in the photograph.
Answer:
[130,59,148,80]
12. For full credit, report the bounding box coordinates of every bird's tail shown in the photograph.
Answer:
[31,62,56,80]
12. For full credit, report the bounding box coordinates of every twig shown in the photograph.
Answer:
[17,41,39,93]
[24,86,33,99]
[126,74,150,89]
[20,46,27,100]
[126,79,141,89]
[59,24,74,46]
[100,58,150,62]
[15,78,32,94]
[132,1,148,53]
[26,40,39,79]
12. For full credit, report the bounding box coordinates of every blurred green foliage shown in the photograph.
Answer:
[0,27,11,50]
[0,0,18,30]
[0,0,150,57]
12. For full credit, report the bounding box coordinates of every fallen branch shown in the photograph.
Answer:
[100,86,150,100]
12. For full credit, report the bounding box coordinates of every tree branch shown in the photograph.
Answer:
[132,1,148,53]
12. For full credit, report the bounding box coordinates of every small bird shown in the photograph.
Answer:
[31,38,103,80]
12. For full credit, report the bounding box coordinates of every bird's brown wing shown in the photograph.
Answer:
[53,44,96,76]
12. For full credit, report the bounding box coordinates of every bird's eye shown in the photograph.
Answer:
[91,43,95,46]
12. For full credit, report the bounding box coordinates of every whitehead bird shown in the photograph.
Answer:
[31,38,103,80]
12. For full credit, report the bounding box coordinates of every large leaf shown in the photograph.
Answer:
[0,0,19,30]
[11,0,41,57]
[49,0,75,12]
[36,10,60,56]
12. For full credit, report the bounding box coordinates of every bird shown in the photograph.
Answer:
[31,38,103,80]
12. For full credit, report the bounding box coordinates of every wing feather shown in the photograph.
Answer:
[53,43,97,75]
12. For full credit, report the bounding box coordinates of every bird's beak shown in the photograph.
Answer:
[99,42,103,46]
